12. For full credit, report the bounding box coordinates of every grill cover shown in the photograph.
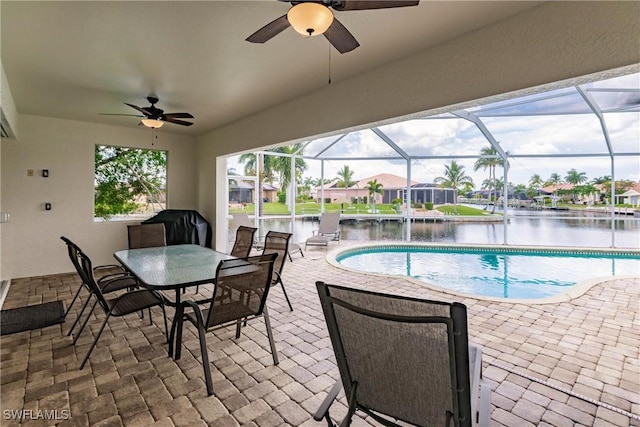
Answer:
[143,210,212,248]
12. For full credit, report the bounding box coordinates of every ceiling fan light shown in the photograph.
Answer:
[287,3,334,37]
[141,118,164,128]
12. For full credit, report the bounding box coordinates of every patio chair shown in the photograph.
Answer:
[174,253,278,396]
[305,212,341,250]
[234,212,303,260]
[261,231,294,311]
[60,236,138,337]
[314,281,491,427]
[127,223,167,249]
[76,248,168,369]
[230,225,257,258]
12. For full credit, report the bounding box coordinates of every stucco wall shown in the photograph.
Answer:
[195,1,640,250]
[1,115,197,278]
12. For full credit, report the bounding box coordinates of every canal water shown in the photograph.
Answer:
[254,209,640,249]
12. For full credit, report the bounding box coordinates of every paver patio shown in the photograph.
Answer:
[1,242,638,426]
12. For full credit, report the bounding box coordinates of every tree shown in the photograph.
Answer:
[529,174,543,193]
[94,145,167,220]
[238,144,307,211]
[513,183,527,201]
[336,165,357,203]
[434,161,474,214]
[474,146,508,213]
[565,169,588,202]
[269,144,307,205]
[365,179,384,212]
[546,173,563,196]
[298,176,315,200]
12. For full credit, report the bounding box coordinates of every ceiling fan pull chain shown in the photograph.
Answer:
[328,44,332,85]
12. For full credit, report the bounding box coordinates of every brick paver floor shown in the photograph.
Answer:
[1,242,638,426]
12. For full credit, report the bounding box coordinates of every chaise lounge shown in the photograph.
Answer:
[305,212,341,250]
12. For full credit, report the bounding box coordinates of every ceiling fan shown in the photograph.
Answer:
[102,96,194,128]
[246,0,420,54]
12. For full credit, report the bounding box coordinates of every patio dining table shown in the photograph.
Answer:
[114,244,236,356]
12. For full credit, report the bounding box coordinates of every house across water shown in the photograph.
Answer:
[315,173,455,206]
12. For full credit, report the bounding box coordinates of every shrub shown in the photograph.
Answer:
[425,202,434,210]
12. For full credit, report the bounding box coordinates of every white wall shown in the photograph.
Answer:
[1,115,197,278]
[196,1,640,251]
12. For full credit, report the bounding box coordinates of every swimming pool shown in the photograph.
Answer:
[334,244,640,300]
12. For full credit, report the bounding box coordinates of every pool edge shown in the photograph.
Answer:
[326,242,640,304]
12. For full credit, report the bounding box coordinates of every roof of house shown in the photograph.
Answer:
[354,173,420,189]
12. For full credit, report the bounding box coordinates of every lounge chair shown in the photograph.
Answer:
[305,212,341,250]
[314,281,491,427]
[231,212,254,229]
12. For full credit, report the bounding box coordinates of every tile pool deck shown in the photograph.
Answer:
[1,241,638,426]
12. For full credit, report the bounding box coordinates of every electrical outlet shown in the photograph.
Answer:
[27,169,34,177]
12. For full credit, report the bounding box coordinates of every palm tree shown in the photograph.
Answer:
[529,174,543,195]
[547,173,563,196]
[565,168,588,202]
[269,144,307,205]
[474,146,507,213]
[434,161,474,214]
[365,179,384,213]
[336,165,357,203]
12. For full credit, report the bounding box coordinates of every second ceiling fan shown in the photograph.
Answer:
[246,0,420,54]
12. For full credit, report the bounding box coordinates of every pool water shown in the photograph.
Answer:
[335,245,640,299]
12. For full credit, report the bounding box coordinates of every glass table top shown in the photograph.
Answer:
[114,244,235,289]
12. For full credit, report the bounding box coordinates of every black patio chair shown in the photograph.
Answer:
[60,236,138,338]
[260,231,294,311]
[175,253,279,396]
[127,223,167,249]
[76,248,168,369]
[230,226,257,258]
[314,281,491,427]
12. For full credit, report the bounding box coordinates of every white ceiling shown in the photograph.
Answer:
[1,1,544,136]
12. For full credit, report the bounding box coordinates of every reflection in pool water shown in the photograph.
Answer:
[335,245,640,299]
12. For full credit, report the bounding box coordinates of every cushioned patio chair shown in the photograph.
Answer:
[261,231,294,311]
[231,212,254,229]
[60,236,138,338]
[314,281,491,427]
[305,212,341,250]
[127,223,167,249]
[175,253,278,396]
[76,249,168,369]
[230,225,257,258]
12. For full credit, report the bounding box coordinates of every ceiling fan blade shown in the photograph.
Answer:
[163,117,194,126]
[333,0,420,11]
[162,112,194,119]
[324,17,359,54]
[99,113,144,117]
[125,103,152,117]
[246,14,290,43]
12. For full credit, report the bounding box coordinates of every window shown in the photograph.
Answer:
[94,145,167,221]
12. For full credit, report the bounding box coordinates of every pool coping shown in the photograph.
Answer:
[325,242,640,305]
